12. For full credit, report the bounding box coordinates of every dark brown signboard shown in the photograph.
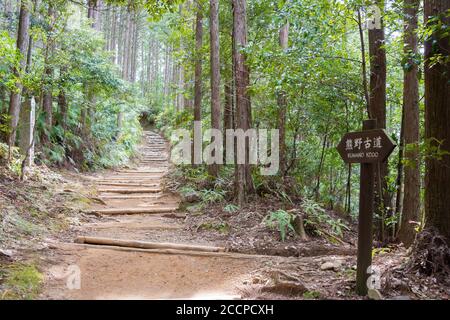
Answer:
[337,129,396,164]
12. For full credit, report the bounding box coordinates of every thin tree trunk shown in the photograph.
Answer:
[7,0,30,151]
[193,4,203,123]
[368,0,388,240]
[110,6,117,58]
[357,9,370,117]
[42,3,56,142]
[395,103,405,236]
[315,129,329,201]
[117,8,124,66]
[83,0,99,138]
[208,0,221,177]
[19,2,36,169]
[122,12,132,80]
[130,13,139,83]
[277,21,289,176]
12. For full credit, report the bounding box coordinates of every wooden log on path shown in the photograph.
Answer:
[97,182,160,187]
[99,194,162,200]
[89,207,177,215]
[97,188,162,194]
[74,236,226,253]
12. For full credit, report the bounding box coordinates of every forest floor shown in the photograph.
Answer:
[1,131,448,300]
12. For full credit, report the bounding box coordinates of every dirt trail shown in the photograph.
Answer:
[39,131,367,300]
[40,132,260,300]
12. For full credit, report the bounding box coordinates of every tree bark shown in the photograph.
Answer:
[398,0,420,247]
[277,22,289,176]
[357,9,370,116]
[7,0,30,149]
[233,0,254,205]
[208,0,221,177]
[42,3,56,143]
[368,0,389,240]
[424,0,450,245]
[193,4,203,124]
[394,103,405,236]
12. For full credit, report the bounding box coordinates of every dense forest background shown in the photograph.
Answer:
[0,0,449,250]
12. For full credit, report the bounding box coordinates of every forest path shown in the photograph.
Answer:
[40,131,260,300]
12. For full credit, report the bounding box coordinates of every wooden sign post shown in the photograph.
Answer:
[337,119,396,296]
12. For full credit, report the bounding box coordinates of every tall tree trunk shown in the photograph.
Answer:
[122,12,132,81]
[57,87,68,132]
[233,0,254,205]
[83,0,99,138]
[110,6,117,58]
[42,3,56,143]
[208,0,221,177]
[357,9,370,116]
[224,81,233,157]
[424,0,450,245]
[193,4,203,123]
[117,8,124,66]
[130,13,139,83]
[7,0,30,149]
[19,2,36,169]
[277,21,289,176]
[192,4,203,165]
[394,103,405,236]
[148,39,155,90]
[153,41,160,95]
[163,45,169,98]
[368,0,388,240]
[398,0,420,247]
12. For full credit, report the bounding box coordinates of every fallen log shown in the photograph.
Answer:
[97,183,160,187]
[118,170,167,174]
[88,207,178,215]
[97,176,165,180]
[51,243,290,260]
[74,236,226,253]
[97,188,162,194]
[99,194,162,200]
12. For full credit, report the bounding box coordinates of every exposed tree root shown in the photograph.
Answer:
[404,229,450,282]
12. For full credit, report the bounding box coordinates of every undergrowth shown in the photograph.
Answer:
[0,263,43,300]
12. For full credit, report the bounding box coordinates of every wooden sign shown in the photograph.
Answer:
[337,120,396,296]
[337,129,396,164]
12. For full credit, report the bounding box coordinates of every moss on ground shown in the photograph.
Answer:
[0,262,43,300]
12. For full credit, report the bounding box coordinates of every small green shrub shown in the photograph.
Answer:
[224,204,239,213]
[263,210,296,242]
[303,290,321,299]
[301,199,349,237]
[197,221,230,234]
[200,189,226,204]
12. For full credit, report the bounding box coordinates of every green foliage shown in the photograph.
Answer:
[200,189,226,204]
[0,31,19,89]
[301,199,349,237]
[223,204,239,213]
[264,209,296,242]
[197,221,230,234]
[23,19,141,169]
[0,142,21,174]
[303,290,321,299]
[1,263,43,300]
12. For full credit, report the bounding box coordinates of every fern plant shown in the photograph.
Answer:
[301,199,349,237]
[200,189,226,204]
[264,210,296,242]
[223,204,239,213]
